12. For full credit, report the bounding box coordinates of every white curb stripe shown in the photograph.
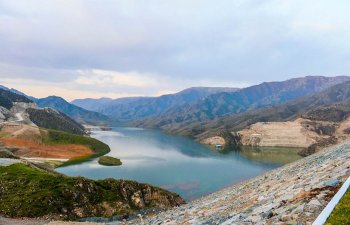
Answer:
[313,176,350,225]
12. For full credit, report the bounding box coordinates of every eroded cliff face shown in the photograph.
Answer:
[0,102,38,125]
[235,119,321,148]
[201,117,350,156]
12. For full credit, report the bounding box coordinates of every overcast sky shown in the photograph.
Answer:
[0,0,350,101]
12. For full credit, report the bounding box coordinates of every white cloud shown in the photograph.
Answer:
[0,77,142,101]
[75,69,157,87]
[1,0,350,98]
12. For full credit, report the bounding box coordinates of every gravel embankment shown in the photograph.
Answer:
[126,140,350,225]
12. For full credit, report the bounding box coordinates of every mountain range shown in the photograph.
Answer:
[0,85,110,126]
[73,87,239,122]
[132,76,350,130]
[170,80,350,140]
[3,75,350,144]
[35,96,111,125]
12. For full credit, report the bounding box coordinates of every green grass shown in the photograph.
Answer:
[326,187,350,225]
[98,156,122,166]
[0,131,10,138]
[0,163,184,220]
[40,129,111,165]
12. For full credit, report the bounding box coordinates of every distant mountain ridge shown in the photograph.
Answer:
[0,85,110,126]
[158,80,350,141]
[73,87,239,122]
[35,96,110,125]
[134,76,350,131]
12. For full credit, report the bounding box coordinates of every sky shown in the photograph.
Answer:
[0,0,350,101]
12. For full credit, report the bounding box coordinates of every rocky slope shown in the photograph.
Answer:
[125,140,350,225]
[222,117,346,157]
[235,118,322,148]
[0,88,87,135]
[26,107,86,135]
[0,163,185,221]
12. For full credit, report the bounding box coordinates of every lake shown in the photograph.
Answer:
[56,127,302,201]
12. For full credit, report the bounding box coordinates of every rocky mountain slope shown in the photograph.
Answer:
[134,76,350,130]
[26,107,86,135]
[0,88,33,110]
[0,88,86,135]
[35,96,110,125]
[73,87,239,122]
[171,81,350,155]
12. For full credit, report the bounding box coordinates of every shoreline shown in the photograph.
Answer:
[125,139,350,224]
[2,136,350,224]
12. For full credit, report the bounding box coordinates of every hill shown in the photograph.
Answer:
[0,88,86,135]
[0,163,184,220]
[35,96,110,125]
[26,107,86,135]
[134,76,350,130]
[0,123,109,160]
[73,87,239,122]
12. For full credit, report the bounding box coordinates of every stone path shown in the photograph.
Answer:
[124,140,350,225]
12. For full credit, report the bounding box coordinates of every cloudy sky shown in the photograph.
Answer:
[0,0,350,101]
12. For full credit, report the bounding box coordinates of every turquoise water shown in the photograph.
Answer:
[56,127,302,201]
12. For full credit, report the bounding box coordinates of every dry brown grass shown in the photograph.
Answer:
[0,138,94,159]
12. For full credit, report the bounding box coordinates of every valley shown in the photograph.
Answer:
[2,1,350,224]
[2,76,350,224]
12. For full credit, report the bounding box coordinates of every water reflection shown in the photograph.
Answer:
[238,146,302,165]
[57,127,302,200]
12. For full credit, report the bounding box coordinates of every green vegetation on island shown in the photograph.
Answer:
[98,155,122,166]
[326,187,350,225]
[0,163,185,220]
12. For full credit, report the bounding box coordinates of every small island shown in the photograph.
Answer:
[98,156,122,166]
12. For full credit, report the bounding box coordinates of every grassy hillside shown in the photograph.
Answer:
[0,163,184,220]
[41,128,110,157]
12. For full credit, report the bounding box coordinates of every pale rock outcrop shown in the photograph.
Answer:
[201,136,225,146]
[236,118,322,148]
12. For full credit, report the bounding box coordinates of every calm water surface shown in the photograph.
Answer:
[57,127,302,200]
